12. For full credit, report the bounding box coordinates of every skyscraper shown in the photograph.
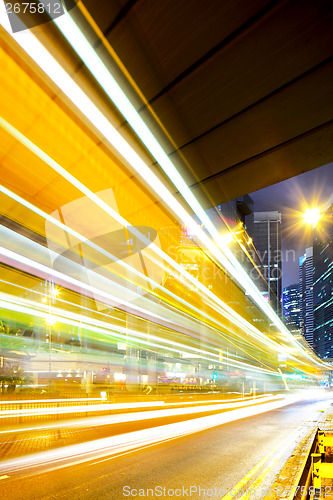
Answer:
[213,195,254,237]
[299,247,314,346]
[253,211,282,316]
[282,284,301,334]
[313,203,333,358]
[209,197,267,299]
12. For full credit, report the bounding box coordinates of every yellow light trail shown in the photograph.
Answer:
[0,9,325,371]
[52,10,318,363]
[0,184,278,357]
[0,274,290,377]
[0,394,304,476]
[0,394,277,419]
[0,118,324,373]
[0,9,329,379]
[0,292,282,376]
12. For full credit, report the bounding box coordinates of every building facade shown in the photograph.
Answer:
[282,284,301,334]
[313,203,333,358]
[210,197,268,296]
[253,211,282,316]
[299,247,314,347]
[211,195,254,238]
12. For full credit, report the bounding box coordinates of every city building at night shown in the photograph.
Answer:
[253,211,282,316]
[207,197,267,296]
[313,203,333,358]
[299,247,314,347]
[215,195,254,238]
[282,284,301,334]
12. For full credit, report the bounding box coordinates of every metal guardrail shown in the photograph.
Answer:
[293,429,333,500]
[0,399,112,424]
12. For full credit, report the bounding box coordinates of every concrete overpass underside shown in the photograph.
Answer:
[77,0,333,207]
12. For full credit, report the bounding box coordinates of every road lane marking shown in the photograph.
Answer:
[0,397,295,477]
[220,421,307,500]
[223,406,330,500]
[0,475,9,480]
[237,428,311,500]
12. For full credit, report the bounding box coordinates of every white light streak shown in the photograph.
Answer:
[53,12,319,363]
[0,396,299,475]
[0,394,276,419]
[0,9,328,369]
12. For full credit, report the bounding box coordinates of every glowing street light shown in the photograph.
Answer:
[303,207,322,226]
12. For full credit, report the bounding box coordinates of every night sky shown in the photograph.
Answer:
[249,162,333,288]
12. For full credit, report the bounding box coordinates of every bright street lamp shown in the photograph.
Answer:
[302,207,322,226]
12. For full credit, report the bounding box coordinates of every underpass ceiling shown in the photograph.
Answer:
[80,0,333,207]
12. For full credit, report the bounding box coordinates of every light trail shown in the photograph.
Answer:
[0,270,314,380]
[0,291,282,376]
[0,168,323,375]
[0,272,302,378]
[0,124,280,352]
[0,8,328,373]
[0,120,320,372]
[0,395,301,475]
[0,398,106,405]
[53,13,272,297]
[52,10,324,366]
[0,394,276,419]
[0,275,269,365]
[0,227,282,367]
[0,246,167,323]
[0,185,279,359]
[0,8,325,370]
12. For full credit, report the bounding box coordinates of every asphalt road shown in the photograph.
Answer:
[0,396,331,500]
[0,395,280,461]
